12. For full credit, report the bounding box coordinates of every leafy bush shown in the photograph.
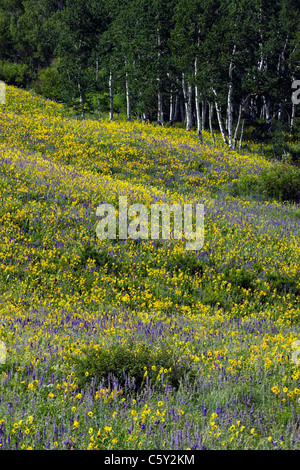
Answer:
[229,164,300,203]
[282,147,300,166]
[246,119,270,142]
[225,267,255,289]
[71,340,192,392]
[34,61,62,101]
[270,121,290,158]
[0,60,30,87]
[258,165,300,202]
[229,174,259,198]
[170,252,209,276]
[78,244,117,272]
[267,272,300,296]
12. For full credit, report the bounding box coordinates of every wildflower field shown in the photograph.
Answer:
[0,86,299,450]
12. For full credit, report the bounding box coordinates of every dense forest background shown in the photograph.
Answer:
[0,0,299,151]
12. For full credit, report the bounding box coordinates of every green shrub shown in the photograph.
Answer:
[0,60,30,87]
[246,119,270,142]
[258,165,300,202]
[78,244,117,272]
[225,267,255,289]
[270,121,290,159]
[267,272,300,296]
[170,252,208,276]
[228,174,259,198]
[34,61,62,101]
[71,339,192,392]
[87,91,124,114]
[229,164,300,203]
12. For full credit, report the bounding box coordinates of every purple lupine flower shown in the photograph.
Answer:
[64,439,74,450]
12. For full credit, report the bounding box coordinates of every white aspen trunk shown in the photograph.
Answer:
[233,104,242,150]
[109,70,113,121]
[75,39,84,119]
[258,8,264,72]
[260,106,264,120]
[124,59,131,121]
[169,91,173,122]
[182,73,187,124]
[215,102,228,144]
[290,102,296,132]
[277,37,288,74]
[250,97,255,120]
[187,84,193,130]
[157,91,164,125]
[209,102,215,145]
[263,95,271,127]
[182,74,193,131]
[258,11,273,139]
[212,87,228,144]
[258,9,268,128]
[194,58,203,142]
[195,85,202,141]
[262,95,272,143]
[202,100,207,131]
[125,76,131,121]
[125,74,131,121]
[96,58,99,81]
[227,45,236,150]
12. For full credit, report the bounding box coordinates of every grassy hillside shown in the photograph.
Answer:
[0,86,299,450]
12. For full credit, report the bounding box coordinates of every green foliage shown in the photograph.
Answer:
[85,91,125,114]
[229,164,300,203]
[246,120,270,143]
[283,145,300,166]
[229,174,259,198]
[170,252,209,276]
[270,121,290,159]
[225,267,255,290]
[71,339,191,392]
[33,61,62,101]
[78,244,118,272]
[258,165,300,203]
[0,60,30,86]
[267,272,300,296]
[0,0,299,134]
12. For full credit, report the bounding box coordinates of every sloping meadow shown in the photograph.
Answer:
[0,86,299,450]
